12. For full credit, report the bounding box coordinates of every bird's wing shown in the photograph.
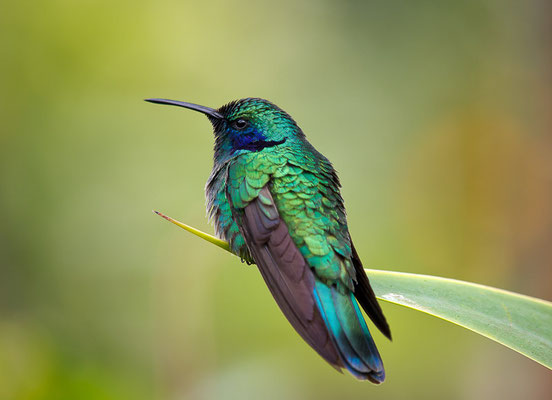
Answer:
[232,185,344,368]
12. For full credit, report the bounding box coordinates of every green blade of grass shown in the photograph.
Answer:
[155,211,552,369]
[365,269,552,369]
[153,210,231,252]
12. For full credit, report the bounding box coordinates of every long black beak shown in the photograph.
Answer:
[145,98,223,119]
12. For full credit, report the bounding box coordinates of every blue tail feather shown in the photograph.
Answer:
[313,282,370,375]
[350,295,385,382]
[313,278,385,383]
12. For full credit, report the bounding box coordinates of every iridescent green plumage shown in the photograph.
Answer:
[147,97,391,382]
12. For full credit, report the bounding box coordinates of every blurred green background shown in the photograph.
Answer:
[1,0,551,399]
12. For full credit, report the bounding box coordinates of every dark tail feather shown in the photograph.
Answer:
[313,277,385,383]
[351,243,392,340]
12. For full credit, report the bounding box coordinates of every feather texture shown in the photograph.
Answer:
[234,186,385,382]
[238,186,343,367]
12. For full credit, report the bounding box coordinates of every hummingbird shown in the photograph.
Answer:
[146,97,391,383]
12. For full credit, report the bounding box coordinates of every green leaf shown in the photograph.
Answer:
[155,212,552,369]
[366,269,552,369]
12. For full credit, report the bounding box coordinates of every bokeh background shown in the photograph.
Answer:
[1,1,551,399]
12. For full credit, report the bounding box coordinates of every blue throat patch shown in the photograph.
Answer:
[231,127,286,152]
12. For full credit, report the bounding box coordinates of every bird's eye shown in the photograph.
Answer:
[233,119,249,130]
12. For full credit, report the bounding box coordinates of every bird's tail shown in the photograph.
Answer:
[313,277,385,383]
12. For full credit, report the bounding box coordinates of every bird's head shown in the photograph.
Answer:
[146,97,304,162]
